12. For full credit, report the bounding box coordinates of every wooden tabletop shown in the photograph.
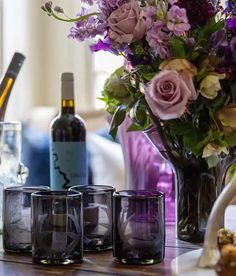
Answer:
[0,224,201,276]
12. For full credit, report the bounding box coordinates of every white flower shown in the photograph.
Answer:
[199,74,225,100]
[202,143,228,168]
[202,143,228,158]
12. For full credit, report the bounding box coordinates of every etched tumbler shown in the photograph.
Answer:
[69,185,114,251]
[113,190,165,265]
[31,191,83,264]
[3,186,50,252]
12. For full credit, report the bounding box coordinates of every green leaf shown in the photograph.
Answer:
[133,99,148,127]
[189,51,200,61]
[169,121,192,136]
[170,37,186,58]
[208,92,229,112]
[129,41,145,58]
[183,130,203,156]
[202,17,225,38]
[225,163,236,183]
[211,131,224,140]
[143,72,155,81]
[127,123,144,131]
[196,135,211,150]
[135,108,147,126]
[225,131,236,147]
[196,67,207,82]
[109,104,128,139]
[98,96,108,103]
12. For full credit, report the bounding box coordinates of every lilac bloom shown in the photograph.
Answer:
[146,21,171,59]
[69,9,107,42]
[167,5,190,36]
[144,6,158,30]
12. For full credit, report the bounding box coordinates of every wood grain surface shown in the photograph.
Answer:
[0,225,201,276]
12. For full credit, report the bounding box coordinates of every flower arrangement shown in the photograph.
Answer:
[42,0,236,168]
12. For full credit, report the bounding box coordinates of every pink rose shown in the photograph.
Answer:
[159,59,197,100]
[107,0,146,46]
[145,70,195,120]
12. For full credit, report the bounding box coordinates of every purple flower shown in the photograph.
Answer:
[68,8,107,42]
[185,37,196,47]
[177,0,215,27]
[143,6,158,30]
[210,29,228,48]
[225,0,236,14]
[167,5,190,36]
[146,22,171,59]
[89,38,112,52]
[230,36,236,58]
[226,16,236,35]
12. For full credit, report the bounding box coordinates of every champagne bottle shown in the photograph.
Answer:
[49,72,88,190]
[0,52,25,120]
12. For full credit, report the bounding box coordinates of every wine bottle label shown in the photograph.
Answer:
[50,141,88,190]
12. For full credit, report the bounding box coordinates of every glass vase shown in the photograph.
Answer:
[144,124,236,242]
[118,117,175,225]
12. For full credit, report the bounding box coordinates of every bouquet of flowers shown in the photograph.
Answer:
[42,0,236,170]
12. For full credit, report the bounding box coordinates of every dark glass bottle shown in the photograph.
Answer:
[0,52,25,120]
[49,72,88,190]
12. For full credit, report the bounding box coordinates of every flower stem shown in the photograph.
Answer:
[50,11,99,22]
[210,109,220,131]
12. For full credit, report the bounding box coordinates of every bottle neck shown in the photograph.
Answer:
[61,99,75,115]
[61,73,75,115]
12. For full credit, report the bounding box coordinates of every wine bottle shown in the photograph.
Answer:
[0,52,25,121]
[49,72,88,190]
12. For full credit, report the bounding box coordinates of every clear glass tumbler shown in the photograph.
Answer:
[69,185,115,252]
[31,191,83,265]
[0,122,28,232]
[3,186,50,252]
[0,122,21,182]
[113,190,165,265]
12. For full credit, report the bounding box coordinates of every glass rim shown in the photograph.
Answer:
[0,121,21,127]
[0,121,21,125]
[69,185,115,194]
[31,190,82,198]
[143,124,157,134]
[113,190,164,199]
[4,186,50,192]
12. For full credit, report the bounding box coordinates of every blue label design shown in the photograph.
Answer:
[50,141,88,190]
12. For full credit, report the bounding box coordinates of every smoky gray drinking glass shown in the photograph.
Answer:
[113,190,165,265]
[3,186,50,252]
[31,191,83,265]
[69,185,115,252]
